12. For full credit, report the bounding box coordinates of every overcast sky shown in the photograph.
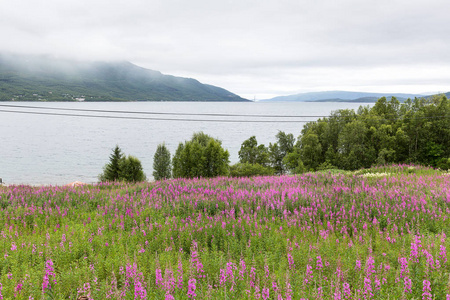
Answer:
[1,0,449,99]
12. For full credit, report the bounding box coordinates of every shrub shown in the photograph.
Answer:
[172,132,230,178]
[229,162,274,177]
[119,155,146,182]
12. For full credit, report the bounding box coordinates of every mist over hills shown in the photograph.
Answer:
[0,53,248,102]
[260,90,434,103]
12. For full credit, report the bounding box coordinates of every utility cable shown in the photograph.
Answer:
[0,108,314,123]
[0,105,449,123]
[0,104,324,118]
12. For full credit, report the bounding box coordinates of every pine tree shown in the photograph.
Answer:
[99,145,124,182]
[153,143,172,180]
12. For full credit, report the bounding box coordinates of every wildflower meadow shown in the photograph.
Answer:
[1,164,450,299]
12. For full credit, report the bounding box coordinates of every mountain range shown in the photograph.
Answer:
[0,53,248,102]
[259,90,444,103]
[1,54,448,103]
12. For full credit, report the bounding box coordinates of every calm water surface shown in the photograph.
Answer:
[0,102,369,185]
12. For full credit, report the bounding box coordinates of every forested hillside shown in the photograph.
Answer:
[0,54,248,102]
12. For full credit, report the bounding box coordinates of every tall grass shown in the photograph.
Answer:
[0,165,449,299]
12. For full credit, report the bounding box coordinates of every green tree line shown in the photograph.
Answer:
[100,95,450,182]
[286,95,450,172]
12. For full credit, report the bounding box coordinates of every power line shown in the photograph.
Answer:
[0,104,325,118]
[0,105,448,123]
[0,109,314,123]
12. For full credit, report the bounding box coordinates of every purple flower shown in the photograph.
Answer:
[156,268,163,285]
[187,278,196,299]
[422,279,432,300]
[42,259,56,293]
[316,256,323,271]
[404,277,412,294]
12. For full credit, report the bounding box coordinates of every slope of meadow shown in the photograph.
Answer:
[0,165,449,299]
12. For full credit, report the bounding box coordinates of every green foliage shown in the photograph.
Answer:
[229,162,274,177]
[295,95,450,171]
[269,142,284,175]
[276,131,295,156]
[268,131,296,175]
[99,146,146,182]
[238,136,270,167]
[119,155,146,182]
[282,148,305,174]
[436,157,450,170]
[152,143,172,180]
[172,132,230,178]
[300,132,323,171]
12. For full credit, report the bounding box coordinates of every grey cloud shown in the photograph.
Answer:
[1,0,450,97]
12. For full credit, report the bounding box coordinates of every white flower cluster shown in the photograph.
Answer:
[360,172,390,178]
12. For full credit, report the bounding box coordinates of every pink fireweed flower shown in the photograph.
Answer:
[423,250,435,270]
[155,267,163,285]
[254,286,261,299]
[404,277,412,294]
[190,242,205,278]
[165,294,175,300]
[265,264,270,278]
[177,258,183,289]
[316,255,323,271]
[272,281,279,293]
[335,266,343,281]
[134,276,147,299]
[343,282,351,299]
[422,279,432,300]
[355,260,362,271]
[363,277,373,299]
[187,278,196,299]
[285,281,292,300]
[239,259,246,280]
[287,253,295,269]
[219,268,227,286]
[365,256,375,277]
[14,281,23,297]
[398,257,409,278]
[317,286,323,299]
[163,268,176,297]
[304,264,313,284]
[334,288,342,300]
[77,282,92,299]
[374,277,381,290]
[410,235,421,262]
[42,259,56,293]
[262,287,270,300]
[250,267,256,288]
[440,244,447,264]
[124,263,147,299]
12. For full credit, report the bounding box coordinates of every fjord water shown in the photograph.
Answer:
[0,101,367,185]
